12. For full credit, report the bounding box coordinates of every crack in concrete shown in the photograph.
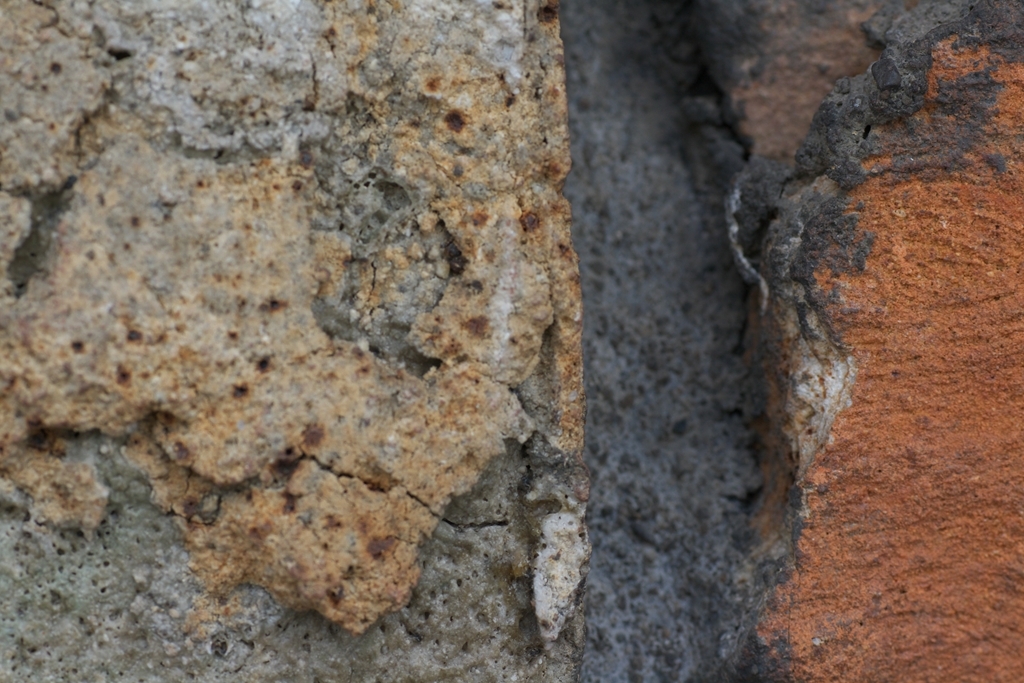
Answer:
[441,518,510,530]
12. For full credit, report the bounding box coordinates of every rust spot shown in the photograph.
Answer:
[116,365,131,386]
[328,586,345,604]
[302,424,325,448]
[127,330,142,342]
[425,77,441,92]
[471,211,489,227]
[367,536,397,559]
[70,341,84,353]
[50,62,62,74]
[257,357,271,372]
[196,180,205,189]
[291,180,303,192]
[462,316,490,338]
[444,110,466,133]
[324,27,337,39]
[227,331,238,341]
[248,521,271,540]
[283,493,297,514]
[520,212,539,232]
[232,384,249,398]
[172,441,190,461]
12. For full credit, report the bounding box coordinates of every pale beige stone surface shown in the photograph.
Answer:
[0,0,586,678]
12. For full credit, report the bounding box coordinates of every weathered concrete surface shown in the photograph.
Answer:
[737,1,1024,680]
[0,0,587,679]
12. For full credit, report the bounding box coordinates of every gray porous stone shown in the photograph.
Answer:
[0,0,587,680]
[560,1,764,680]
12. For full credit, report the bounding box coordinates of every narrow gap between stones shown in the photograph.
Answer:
[560,1,779,680]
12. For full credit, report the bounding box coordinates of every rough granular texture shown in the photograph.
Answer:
[560,1,771,680]
[0,0,587,679]
[744,2,1024,680]
[0,438,582,682]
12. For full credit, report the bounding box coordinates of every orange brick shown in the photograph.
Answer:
[745,3,1024,680]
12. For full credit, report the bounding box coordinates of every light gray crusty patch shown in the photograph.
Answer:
[0,434,582,682]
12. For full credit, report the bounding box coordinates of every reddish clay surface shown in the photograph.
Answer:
[758,38,1024,681]
[731,0,881,161]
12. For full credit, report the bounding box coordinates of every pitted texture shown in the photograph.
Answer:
[0,0,584,650]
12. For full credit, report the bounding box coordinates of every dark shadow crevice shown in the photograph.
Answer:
[7,181,75,298]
